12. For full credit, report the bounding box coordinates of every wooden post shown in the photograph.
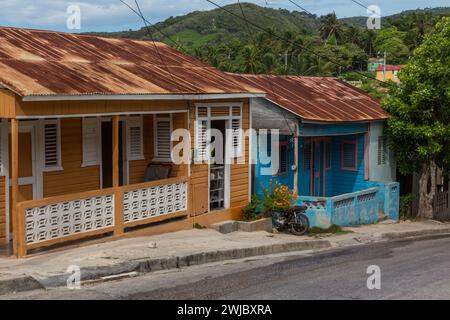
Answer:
[112,115,124,236]
[11,119,21,256]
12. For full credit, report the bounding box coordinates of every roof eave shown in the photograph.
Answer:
[21,92,266,102]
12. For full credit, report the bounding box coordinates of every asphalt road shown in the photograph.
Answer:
[4,235,450,300]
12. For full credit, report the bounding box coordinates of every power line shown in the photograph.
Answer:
[120,0,182,90]
[350,0,379,16]
[287,0,314,16]
[206,0,387,85]
[119,0,186,50]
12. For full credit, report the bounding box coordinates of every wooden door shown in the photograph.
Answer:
[9,132,34,233]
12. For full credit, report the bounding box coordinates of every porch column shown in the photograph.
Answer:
[112,115,124,236]
[10,119,21,256]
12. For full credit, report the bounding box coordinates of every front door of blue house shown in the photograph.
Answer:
[312,140,324,196]
[303,138,327,197]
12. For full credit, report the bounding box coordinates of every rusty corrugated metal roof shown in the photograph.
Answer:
[229,73,389,122]
[0,27,264,98]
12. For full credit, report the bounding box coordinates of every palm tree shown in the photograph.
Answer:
[241,45,260,74]
[319,12,344,44]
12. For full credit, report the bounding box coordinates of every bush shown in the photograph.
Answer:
[400,194,416,220]
[262,180,297,215]
[242,195,261,221]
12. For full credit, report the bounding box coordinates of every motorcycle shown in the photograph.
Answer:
[272,206,309,236]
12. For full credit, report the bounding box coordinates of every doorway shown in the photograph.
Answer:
[209,120,228,211]
[101,121,125,188]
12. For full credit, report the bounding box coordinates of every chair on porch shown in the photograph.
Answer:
[144,163,172,182]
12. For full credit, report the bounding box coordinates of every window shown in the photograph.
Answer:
[195,105,243,161]
[128,115,144,161]
[341,140,357,170]
[42,120,62,171]
[378,135,388,165]
[153,114,171,161]
[325,141,332,169]
[231,118,242,158]
[195,119,209,162]
[278,142,288,175]
[303,143,311,170]
[82,118,100,167]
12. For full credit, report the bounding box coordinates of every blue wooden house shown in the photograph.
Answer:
[232,74,400,228]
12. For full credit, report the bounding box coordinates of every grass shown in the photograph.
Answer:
[193,223,207,229]
[166,29,220,48]
[308,224,354,236]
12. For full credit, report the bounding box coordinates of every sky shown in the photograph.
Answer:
[0,0,448,32]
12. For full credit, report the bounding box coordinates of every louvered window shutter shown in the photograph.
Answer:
[231,118,242,158]
[342,141,357,169]
[42,120,61,171]
[154,115,171,160]
[128,116,144,161]
[196,119,208,162]
[82,118,100,166]
[378,136,388,165]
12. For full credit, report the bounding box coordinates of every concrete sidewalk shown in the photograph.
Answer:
[1,220,450,295]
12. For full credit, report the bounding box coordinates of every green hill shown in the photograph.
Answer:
[88,3,319,48]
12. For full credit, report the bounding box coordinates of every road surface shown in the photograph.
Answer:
[3,235,450,300]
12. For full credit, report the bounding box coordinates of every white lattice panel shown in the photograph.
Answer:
[123,181,187,223]
[25,194,115,245]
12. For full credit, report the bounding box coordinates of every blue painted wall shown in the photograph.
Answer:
[298,133,370,198]
[253,134,295,198]
[328,134,369,196]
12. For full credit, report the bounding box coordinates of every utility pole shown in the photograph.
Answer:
[383,50,387,82]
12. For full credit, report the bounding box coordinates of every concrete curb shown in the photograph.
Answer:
[381,227,450,240]
[0,275,43,296]
[1,239,331,293]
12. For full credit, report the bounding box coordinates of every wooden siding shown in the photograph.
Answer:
[230,101,250,208]
[15,99,189,117]
[43,118,100,197]
[0,176,6,243]
[128,113,188,184]
[0,90,16,118]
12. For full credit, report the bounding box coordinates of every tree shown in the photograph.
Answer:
[319,12,344,44]
[382,17,450,219]
[374,27,410,64]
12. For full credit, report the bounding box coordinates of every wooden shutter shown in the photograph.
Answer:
[43,121,60,169]
[231,118,242,158]
[196,119,208,162]
[82,118,100,166]
[128,116,144,161]
[303,143,311,170]
[378,136,388,165]
[342,140,357,169]
[279,143,288,175]
[154,115,171,160]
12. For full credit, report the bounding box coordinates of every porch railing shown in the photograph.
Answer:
[16,176,189,257]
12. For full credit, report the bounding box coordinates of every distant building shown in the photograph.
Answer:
[376,65,404,83]
[368,58,384,72]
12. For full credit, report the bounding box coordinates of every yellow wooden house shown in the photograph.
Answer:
[0,27,264,257]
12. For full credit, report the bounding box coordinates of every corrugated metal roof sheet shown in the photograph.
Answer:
[229,73,389,122]
[0,27,264,98]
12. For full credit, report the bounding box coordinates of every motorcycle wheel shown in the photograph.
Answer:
[290,214,309,236]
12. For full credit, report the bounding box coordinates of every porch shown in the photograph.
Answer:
[4,110,192,257]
